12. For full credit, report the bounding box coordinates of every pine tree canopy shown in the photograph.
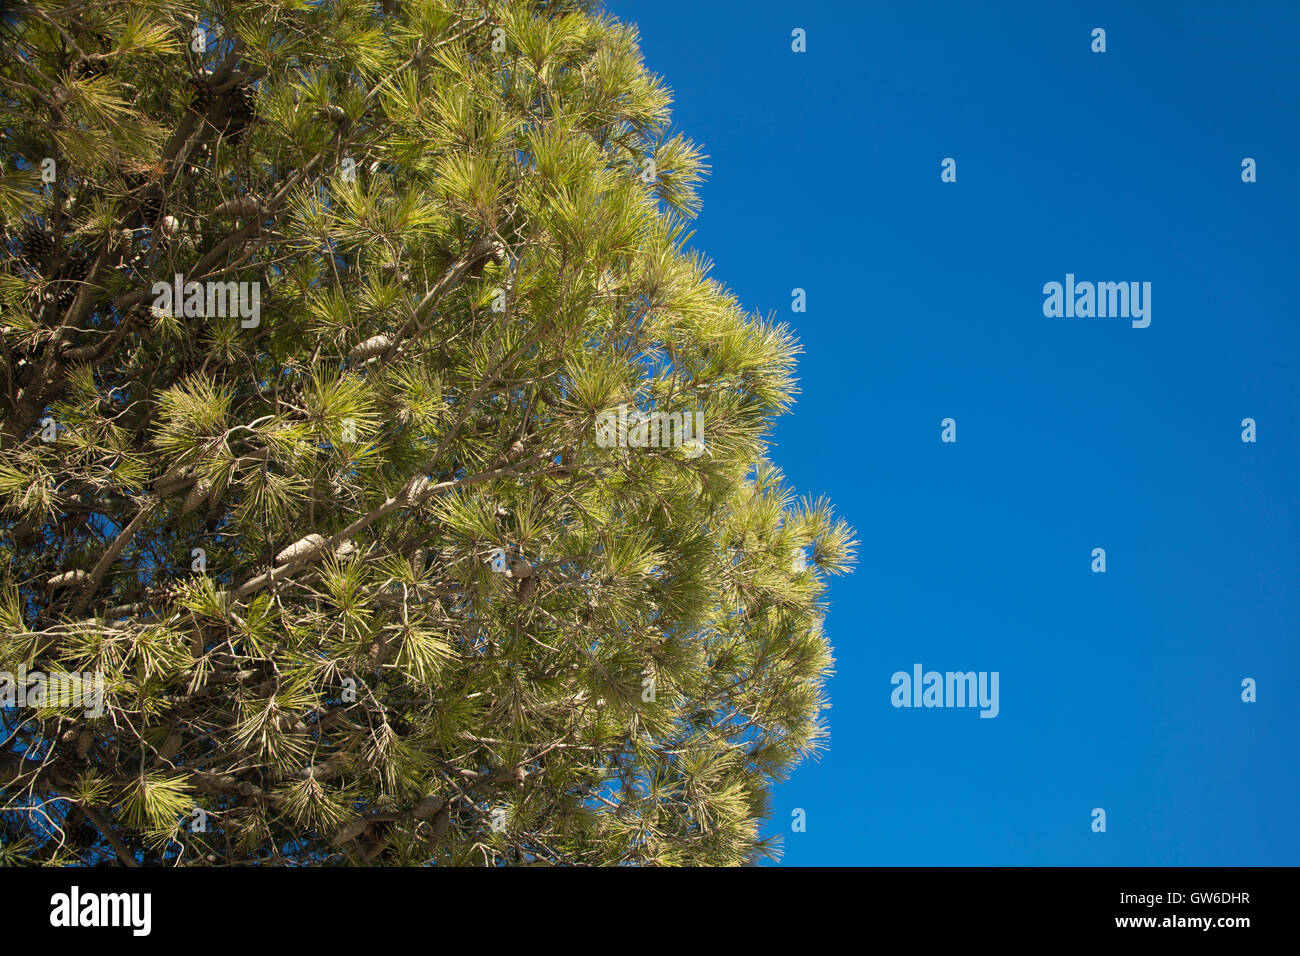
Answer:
[0,0,856,866]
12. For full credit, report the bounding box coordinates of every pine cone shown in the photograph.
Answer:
[188,77,214,114]
[21,224,52,265]
[427,806,450,846]
[348,334,392,362]
[492,765,526,786]
[47,569,89,589]
[221,84,255,142]
[331,816,371,846]
[55,253,89,310]
[181,478,212,515]
[138,193,164,225]
[275,533,327,565]
[153,463,193,496]
[466,235,506,277]
[412,795,445,820]
[213,196,260,218]
[121,169,163,224]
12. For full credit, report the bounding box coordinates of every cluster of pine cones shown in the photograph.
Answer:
[189,77,256,144]
[19,222,90,310]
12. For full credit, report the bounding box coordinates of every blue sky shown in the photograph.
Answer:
[611,0,1300,865]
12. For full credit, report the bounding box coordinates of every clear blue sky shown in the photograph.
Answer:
[610,0,1300,865]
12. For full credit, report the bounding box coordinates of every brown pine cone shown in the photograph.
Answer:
[188,77,214,114]
[21,223,52,265]
[221,84,255,142]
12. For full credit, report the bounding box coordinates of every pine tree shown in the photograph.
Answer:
[0,0,855,866]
